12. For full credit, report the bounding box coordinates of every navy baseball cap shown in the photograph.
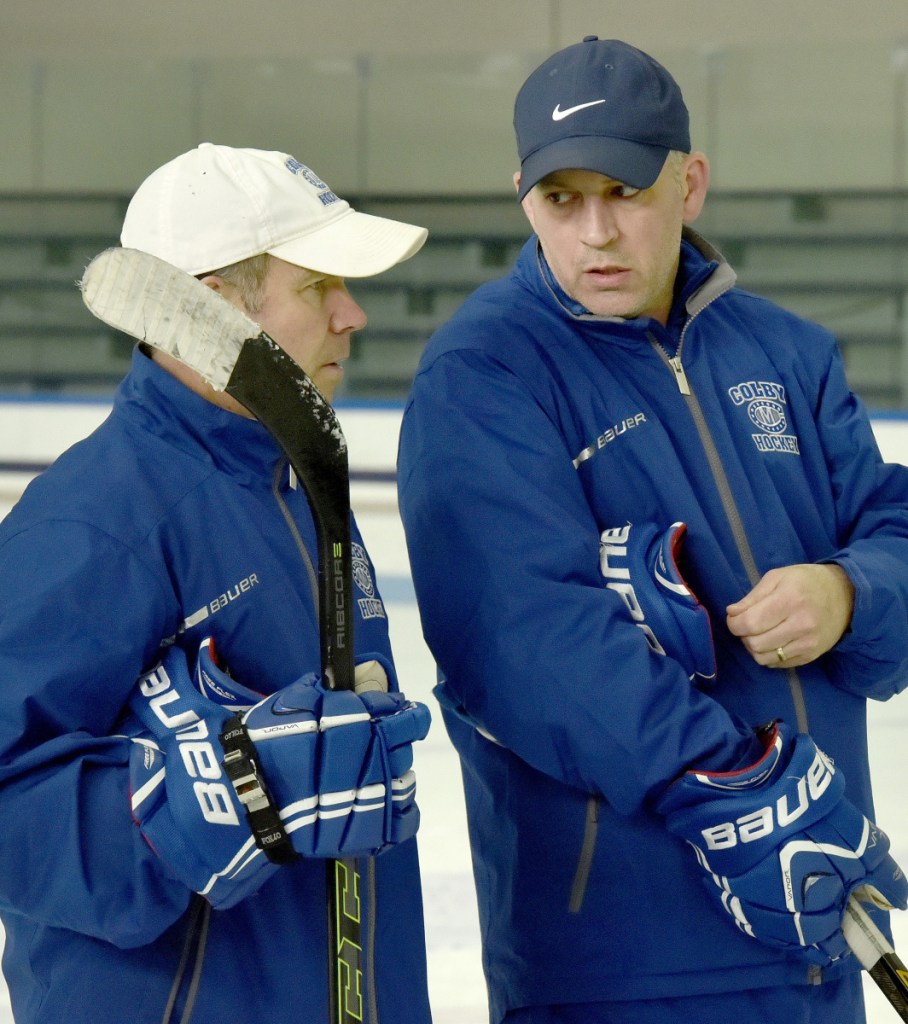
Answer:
[514,36,690,200]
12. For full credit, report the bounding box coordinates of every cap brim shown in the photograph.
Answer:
[267,208,428,278]
[517,137,671,201]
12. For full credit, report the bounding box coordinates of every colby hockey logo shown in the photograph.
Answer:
[728,380,800,455]
[352,542,386,621]
[285,157,341,208]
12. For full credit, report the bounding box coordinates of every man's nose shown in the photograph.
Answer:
[579,197,619,247]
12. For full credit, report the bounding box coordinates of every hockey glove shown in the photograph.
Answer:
[657,720,907,964]
[600,521,716,684]
[126,641,430,909]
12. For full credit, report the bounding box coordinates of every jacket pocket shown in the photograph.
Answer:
[568,795,600,913]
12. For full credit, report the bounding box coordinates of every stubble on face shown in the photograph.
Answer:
[522,159,692,325]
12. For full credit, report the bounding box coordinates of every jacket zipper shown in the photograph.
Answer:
[273,460,320,611]
[649,333,810,732]
[667,355,692,396]
[650,331,819,986]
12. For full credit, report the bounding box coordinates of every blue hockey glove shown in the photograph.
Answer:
[600,521,716,684]
[657,720,907,964]
[126,641,430,909]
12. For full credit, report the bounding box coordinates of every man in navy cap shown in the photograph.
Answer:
[398,36,908,1024]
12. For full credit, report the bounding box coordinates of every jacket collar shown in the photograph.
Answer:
[114,347,287,486]
[520,226,737,335]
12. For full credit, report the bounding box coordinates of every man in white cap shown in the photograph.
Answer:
[0,144,432,1024]
[398,37,908,1024]
[122,143,427,410]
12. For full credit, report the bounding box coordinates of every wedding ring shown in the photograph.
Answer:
[776,646,787,663]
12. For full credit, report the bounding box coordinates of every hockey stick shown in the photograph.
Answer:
[81,247,364,1024]
[843,888,908,1022]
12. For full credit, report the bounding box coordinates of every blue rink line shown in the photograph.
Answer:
[0,459,398,482]
[0,461,48,474]
[378,574,417,603]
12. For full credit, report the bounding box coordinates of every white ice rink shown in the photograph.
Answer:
[1,408,908,1022]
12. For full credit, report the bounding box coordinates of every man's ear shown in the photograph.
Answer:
[199,273,246,313]
[198,274,226,293]
[681,152,710,224]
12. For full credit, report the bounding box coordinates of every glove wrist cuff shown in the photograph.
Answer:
[220,715,297,865]
[687,720,784,792]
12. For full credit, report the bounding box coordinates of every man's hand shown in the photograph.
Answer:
[726,563,855,668]
[124,642,430,910]
[657,721,907,965]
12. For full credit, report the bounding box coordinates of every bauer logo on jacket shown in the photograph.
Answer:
[572,412,648,468]
[728,380,801,456]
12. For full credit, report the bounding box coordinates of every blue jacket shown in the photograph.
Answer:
[0,349,430,1024]
[397,232,908,1019]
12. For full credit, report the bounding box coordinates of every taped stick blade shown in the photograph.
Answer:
[80,247,260,392]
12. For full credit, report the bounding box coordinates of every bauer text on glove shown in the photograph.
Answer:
[656,720,907,965]
[600,520,716,684]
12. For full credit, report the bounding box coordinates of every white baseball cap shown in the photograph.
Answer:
[120,143,428,278]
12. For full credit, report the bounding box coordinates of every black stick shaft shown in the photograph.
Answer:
[228,337,355,692]
[227,337,364,1024]
[869,957,908,1023]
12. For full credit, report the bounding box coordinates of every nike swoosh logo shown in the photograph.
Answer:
[270,694,314,716]
[552,99,607,121]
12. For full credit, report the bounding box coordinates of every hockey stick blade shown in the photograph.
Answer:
[82,246,257,394]
[82,247,363,1024]
[844,891,908,1022]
